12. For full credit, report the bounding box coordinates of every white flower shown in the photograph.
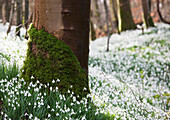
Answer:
[50,87,52,91]
[56,113,59,116]
[48,114,51,118]
[52,79,55,83]
[57,79,60,82]
[83,87,87,91]
[29,114,33,119]
[28,93,31,97]
[47,105,50,108]
[34,117,40,120]
[68,90,70,93]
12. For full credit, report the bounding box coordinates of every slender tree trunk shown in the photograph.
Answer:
[2,0,9,25]
[7,0,15,34]
[16,0,22,36]
[109,0,119,33]
[25,0,29,29]
[117,0,136,32]
[91,0,103,38]
[157,0,170,24]
[141,0,154,28]
[0,0,3,20]
[21,0,90,98]
[104,0,111,52]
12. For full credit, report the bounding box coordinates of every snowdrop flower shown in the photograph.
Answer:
[52,79,55,83]
[34,117,40,120]
[29,114,33,119]
[50,87,52,91]
[56,113,59,116]
[48,114,51,118]
[57,79,60,82]
[83,87,87,91]
[47,105,50,109]
[68,90,70,93]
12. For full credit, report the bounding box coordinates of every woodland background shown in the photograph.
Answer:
[0,0,170,38]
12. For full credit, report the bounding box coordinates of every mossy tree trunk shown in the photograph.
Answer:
[117,0,136,32]
[21,0,90,98]
[141,0,154,28]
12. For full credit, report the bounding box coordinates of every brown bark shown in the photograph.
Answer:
[16,0,22,36]
[25,0,29,29]
[157,0,170,24]
[2,0,9,25]
[109,0,119,33]
[33,0,90,73]
[7,0,14,34]
[91,0,103,38]
[117,0,136,31]
[0,0,3,19]
[104,0,111,52]
[141,0,154,28]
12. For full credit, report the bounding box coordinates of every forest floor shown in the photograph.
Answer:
[0,23,170,119]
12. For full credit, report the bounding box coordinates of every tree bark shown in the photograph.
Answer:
[157,0,170,24]
[117,0,136,31]
[16,0,22,36]
[7,0,15,34]
[25,0,29,29]
[21,0,90,98]
[2,0,9,25]
[33,0,90,72]
[104,0,111,52]
[141,0,154,28]
[0,0,3,20]
[109,0,119,33]
[91,0,102,38]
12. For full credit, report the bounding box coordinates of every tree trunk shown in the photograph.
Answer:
[16,0,22,36]
[0,0,3,20]
[25,0,29,29]
[104,0,111,52]
[2,0,9,25]
[157,0,170,24]
[141,0,154,28]
[109,0,119,33]
[91,0,103,38]
[21,0,90,98]
[7,0,15,34]
[117,0,136,31]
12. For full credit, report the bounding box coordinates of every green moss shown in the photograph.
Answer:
[21,24,90,98]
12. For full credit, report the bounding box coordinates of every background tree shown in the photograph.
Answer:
[0,0,3,20]
[157,0,170,24]
[109,0,119,33]
[16,0,22,36]
[141,0,154,28]
[21,0,90,98]
[117,0,136,32]
[2,0,9,25]
[24,0,29,29]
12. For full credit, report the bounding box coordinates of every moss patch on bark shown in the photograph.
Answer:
[21,24,90,98]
